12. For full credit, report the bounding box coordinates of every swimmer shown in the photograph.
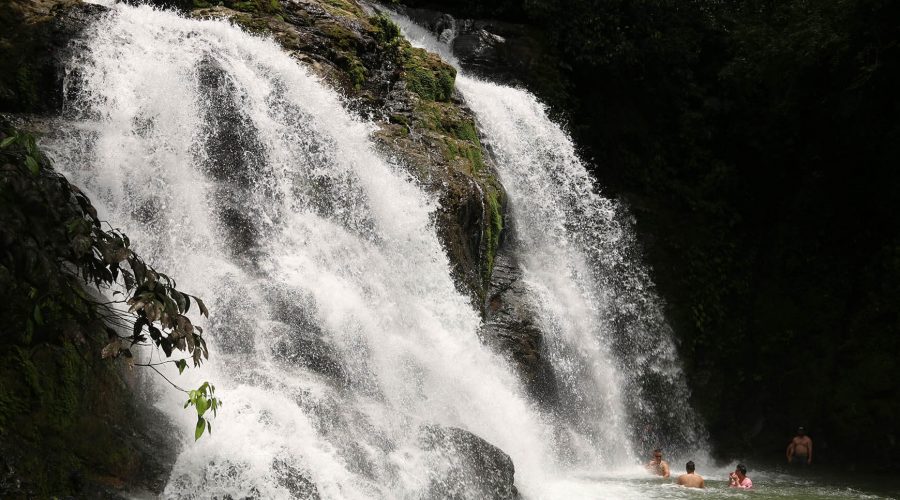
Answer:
[646,449,670,478]
[728,463,752,489]
[676,460,705,488]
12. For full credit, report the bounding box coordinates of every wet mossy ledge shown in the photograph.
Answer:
[181,0,506,304]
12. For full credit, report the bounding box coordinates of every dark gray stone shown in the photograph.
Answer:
[482,244,559,406]
[418,425,517,500]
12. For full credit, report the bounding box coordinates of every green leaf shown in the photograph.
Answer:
[25,135,37,156]
[0,136,15,148]
[196,397,209,417]
[33,304,44,326]
[195,417,206,441]
[175,359,187,374]
[25,155,40,175]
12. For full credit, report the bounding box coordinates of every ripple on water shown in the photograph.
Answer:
[535,468,898,500]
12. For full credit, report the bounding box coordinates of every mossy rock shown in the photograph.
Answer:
[181,0,504,303]
[402,46,456,102]
[220,0,282,14]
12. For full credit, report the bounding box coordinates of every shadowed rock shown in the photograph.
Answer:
[396,6,558,88]
[195,56,271,263]
[272,459,320,500]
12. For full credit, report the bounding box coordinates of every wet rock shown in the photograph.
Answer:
[0,0,108,114]
[397,6,558,88]
[271,323,348,384]
[482,247,559,405]
[190,0,507,306]
[272,459,321,500]
[195,56,271,263]
[419,425,517,500]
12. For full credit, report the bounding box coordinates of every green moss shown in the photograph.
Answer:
[414,100,486,174]
[347,59,366,88]
[483,185,504,280]
[320,22,356,49]
[371,14,402,46]
[320,0,365,18]
[230,13,272,34]
[402,47,456,102]
[225,0,281,14]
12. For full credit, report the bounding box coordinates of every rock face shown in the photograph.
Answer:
[418,425,517,500]
[390,5,561,402]
[396,6,561,91]
[481,247,559,405]
[0,0,108,114]
[181,0,507,307]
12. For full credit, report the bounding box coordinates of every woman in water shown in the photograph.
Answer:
[728,464,753,489]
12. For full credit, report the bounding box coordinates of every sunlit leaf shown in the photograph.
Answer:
[195,417,206,441]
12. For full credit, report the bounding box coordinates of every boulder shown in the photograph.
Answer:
[418,425,517,500]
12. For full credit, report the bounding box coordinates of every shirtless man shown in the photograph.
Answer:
[646,449,670,478]
[676,461,705,488]
[786,426,813,465]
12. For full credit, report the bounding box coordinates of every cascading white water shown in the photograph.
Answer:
[390,13,708,466]
[37,0,709,497]
[44,3,567,498]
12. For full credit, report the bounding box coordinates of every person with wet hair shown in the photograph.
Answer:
[728,463,752,489]
[646,449,670,478]
[676,460,705,488]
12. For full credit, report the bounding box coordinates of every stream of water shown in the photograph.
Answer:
[36,1,899,498]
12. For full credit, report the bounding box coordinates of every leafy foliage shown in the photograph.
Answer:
[184,382,221,440]
[0,123,220,439]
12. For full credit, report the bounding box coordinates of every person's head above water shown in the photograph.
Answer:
[735,464,747,477]
[652,449,663,462]
[797,426,806,436]
[685,461,695,473]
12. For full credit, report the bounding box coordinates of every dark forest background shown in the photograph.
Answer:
[399,0,900,469]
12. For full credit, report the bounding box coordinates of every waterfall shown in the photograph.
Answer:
[39,1,705,498]
[390,12,707,464]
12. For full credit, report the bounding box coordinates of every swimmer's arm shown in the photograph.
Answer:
[786,441,794,460]
[807,439,813,463]
[662,462,670,478]
[700,478,705,488]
